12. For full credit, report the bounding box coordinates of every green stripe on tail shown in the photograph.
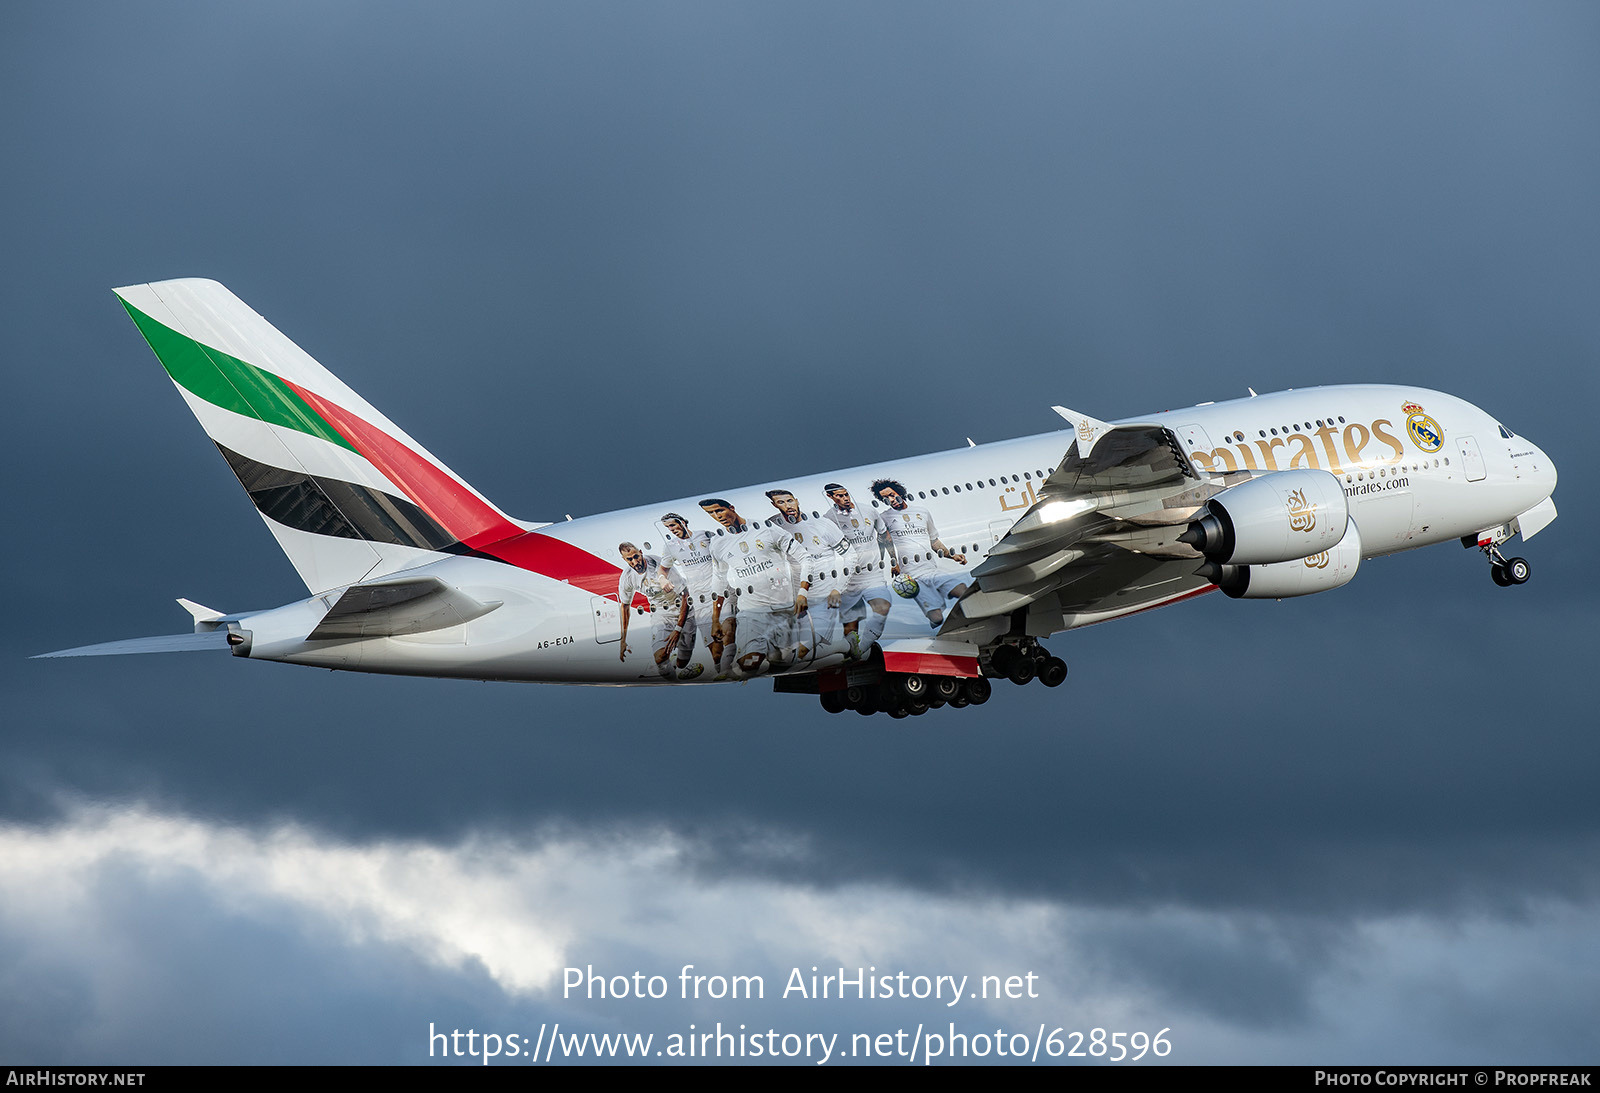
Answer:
[121,299,357,453]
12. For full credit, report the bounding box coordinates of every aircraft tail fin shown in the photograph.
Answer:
[114,279,528,593]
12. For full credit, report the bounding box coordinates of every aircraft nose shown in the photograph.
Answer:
[1529,441,1557,499]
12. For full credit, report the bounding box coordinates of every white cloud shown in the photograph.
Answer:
[1,804,1596,1063]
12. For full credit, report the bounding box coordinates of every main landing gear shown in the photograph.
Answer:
[820,673,993,717]
[812,640,1069,717]
[1481,542,1531,587]
[987,640,1068,688]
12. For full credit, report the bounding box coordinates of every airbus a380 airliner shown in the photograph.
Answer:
[40,279,1559,718]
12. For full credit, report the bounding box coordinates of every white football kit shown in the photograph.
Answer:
[709,521,804,666]
[775,513,852,660]
[827,504,892,607]
[659,529,721,659]
[617,555,689,675]
[879,503,967,618]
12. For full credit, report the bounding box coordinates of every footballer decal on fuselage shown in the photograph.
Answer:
[604,480,981,681]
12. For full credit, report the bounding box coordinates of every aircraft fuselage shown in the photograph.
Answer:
[233,384,1556,685]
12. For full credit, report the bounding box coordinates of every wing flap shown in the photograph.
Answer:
[942,421,1208,638]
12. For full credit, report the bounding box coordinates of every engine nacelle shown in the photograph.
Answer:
[1179,468,1349,565]
[1202,517,1362,599]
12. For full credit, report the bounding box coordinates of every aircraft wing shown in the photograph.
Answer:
[941,420,1220,641]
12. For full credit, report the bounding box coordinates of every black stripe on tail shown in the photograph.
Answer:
[215,442,466,553]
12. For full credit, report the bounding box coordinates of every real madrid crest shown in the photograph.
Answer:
[1403,401,1443,453]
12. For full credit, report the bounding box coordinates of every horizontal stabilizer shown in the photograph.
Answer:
[34,631,233,658]
[307,575,501,640]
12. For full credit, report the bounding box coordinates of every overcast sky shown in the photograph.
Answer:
[3,1,1597,1065]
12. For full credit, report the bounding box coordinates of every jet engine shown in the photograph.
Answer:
[1178,468,1348,564]
[1201,516,1362,599]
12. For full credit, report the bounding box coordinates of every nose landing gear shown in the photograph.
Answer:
[1482,543,1531,587]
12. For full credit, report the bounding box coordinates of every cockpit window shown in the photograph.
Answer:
[1498,424,1515,439]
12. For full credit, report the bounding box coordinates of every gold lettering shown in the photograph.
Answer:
[1287,433,1320,469]
[1253,437,1285,470]
[1233,444,1259,471]
[1370,419,1405,465]
[1313,424,1345,475]
[1341,422,1371,469]
[1188,449,1219,473]
[1286,488,1317,533]
[1209,447,1239,472]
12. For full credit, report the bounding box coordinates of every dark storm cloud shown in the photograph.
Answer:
[3,0,1598,1062]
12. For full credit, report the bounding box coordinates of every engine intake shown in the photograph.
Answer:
[1201,517,1363,598]
[1179,469,1349,565]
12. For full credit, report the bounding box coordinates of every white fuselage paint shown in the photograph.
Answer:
[238,385,1557,684]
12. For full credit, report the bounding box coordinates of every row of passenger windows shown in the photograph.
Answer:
[860,468,1054,506]
[638,465,1059,546]
[1214,416,1349,443]
[1345,458,1446,482]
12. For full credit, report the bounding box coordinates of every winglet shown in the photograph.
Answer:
[1051,405,1114,457]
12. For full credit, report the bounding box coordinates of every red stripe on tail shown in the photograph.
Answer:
[282,379,621,596]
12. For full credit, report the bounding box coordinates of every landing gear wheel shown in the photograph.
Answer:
[933,676,961,702]
[888,706,909,719]
[1039,656,1068,688]
[899,673,929,698]
[1506,557,1531,584]
[1007,657,1036,686]
[963,677,992,705]
[906,697,930,715]
[844,685,866,709]
[1491,564,1512,587]
[949,694,969,709]
[820,691,846,714]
